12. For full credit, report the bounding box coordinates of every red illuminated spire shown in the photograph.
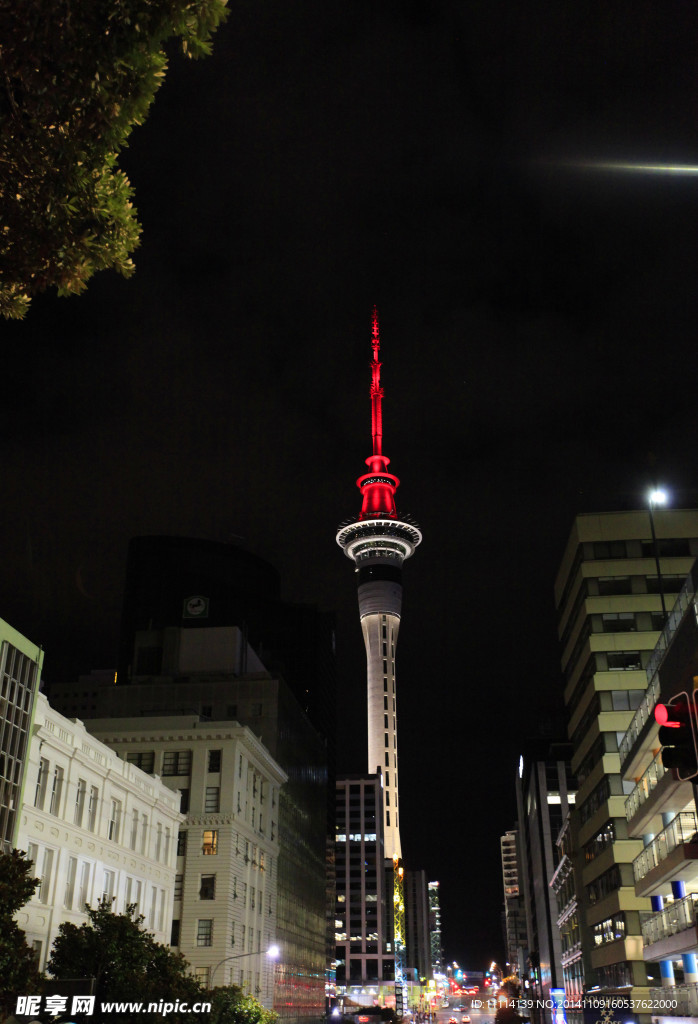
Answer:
[357,308,400,520]
[370,306,383,457]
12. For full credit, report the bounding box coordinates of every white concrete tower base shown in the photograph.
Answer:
[359,579,403,860]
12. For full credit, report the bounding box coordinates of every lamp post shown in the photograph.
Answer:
[648,488,668,623]
[209,943,280,990]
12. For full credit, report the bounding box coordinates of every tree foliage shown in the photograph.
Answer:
[0,849,42,1018]
[48,900,204,1020]
[0,0,228,318]
[210,986,278,1024]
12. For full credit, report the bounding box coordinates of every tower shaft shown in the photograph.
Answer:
[337,310,421,865]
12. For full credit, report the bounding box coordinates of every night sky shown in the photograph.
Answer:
[4,0,698,971]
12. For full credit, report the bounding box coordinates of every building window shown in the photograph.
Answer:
[601,612,637,633]
[197,920,213,946]
[74,779,86,827]
[34,758,49,809]
[200,874,216,900]
[155,822,163,860]
[140,814,149,854]
[102,869,115,904]
[162,751,192,776]
[64,857,77,909]
[126,751,155,773]
[174,874,183,899]
[87,786,99,832]
[177,830,187,857]
[208,750,221,772]
[130,809,139,850]
[78,862,91,909]
[205,787,220,813]
[48,766,64,816]
[607,651,642,671]
[108,799,122,842]
[227,705,238,718]
[171,920,180,946]
[179,788,190,813]
[203,830,218,855]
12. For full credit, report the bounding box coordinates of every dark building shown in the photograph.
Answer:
[404,868,432,982]
[117,536,336,754]
[515,744,575,1018]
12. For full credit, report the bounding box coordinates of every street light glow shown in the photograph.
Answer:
[649,489,668,506]
[266,944,281,959]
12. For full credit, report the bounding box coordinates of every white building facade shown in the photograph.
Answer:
[16,694,182,968]
[87,716,287,1007]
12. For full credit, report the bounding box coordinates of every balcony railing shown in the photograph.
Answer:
[642,892,698,946]
[649,983,698,1016]
[645,572,696,683]
[633,811,698,883]
[619,571,695,769]
[619,673,660,766]
[624,750,667,823]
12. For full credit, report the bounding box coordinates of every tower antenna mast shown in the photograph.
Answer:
[370,306,383,457]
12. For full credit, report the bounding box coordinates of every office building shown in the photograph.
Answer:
[404,868,432,982]
[0,617,43,852]
[550,811,588,1010]
[620,561,698,1018]
[86,715,286,1004]
[515,748,575,1009]
[428,882,443,979]
[501,830,528,976]
[334,774,392,1000]
[554,509,698,999]
[15,693,181,969]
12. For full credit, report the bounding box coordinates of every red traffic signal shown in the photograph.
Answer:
[655,692,698,781]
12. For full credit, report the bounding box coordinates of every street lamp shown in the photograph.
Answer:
[648,488,669,623]
[209,944,280,989]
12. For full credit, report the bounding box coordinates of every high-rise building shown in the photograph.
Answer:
[554,509,698,1000]
[515,748,575,1010]
[428,882,443,978]
[620,559,698,1016]
[334,774,392,999]
[0,616,43,852]
[500,830,528,977]
[404,869,432,982]
[336,310,421,861]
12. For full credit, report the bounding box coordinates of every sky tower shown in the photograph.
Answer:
[336,308,422,861]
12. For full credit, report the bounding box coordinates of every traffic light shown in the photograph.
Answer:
[655,691,698,780]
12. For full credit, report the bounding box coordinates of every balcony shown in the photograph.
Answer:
[619,673,660,774]
[642,893,698,961]
[619,572,696,776]
[625,751,691,837]
[649,983,698,1017]
[633,812,698,897]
